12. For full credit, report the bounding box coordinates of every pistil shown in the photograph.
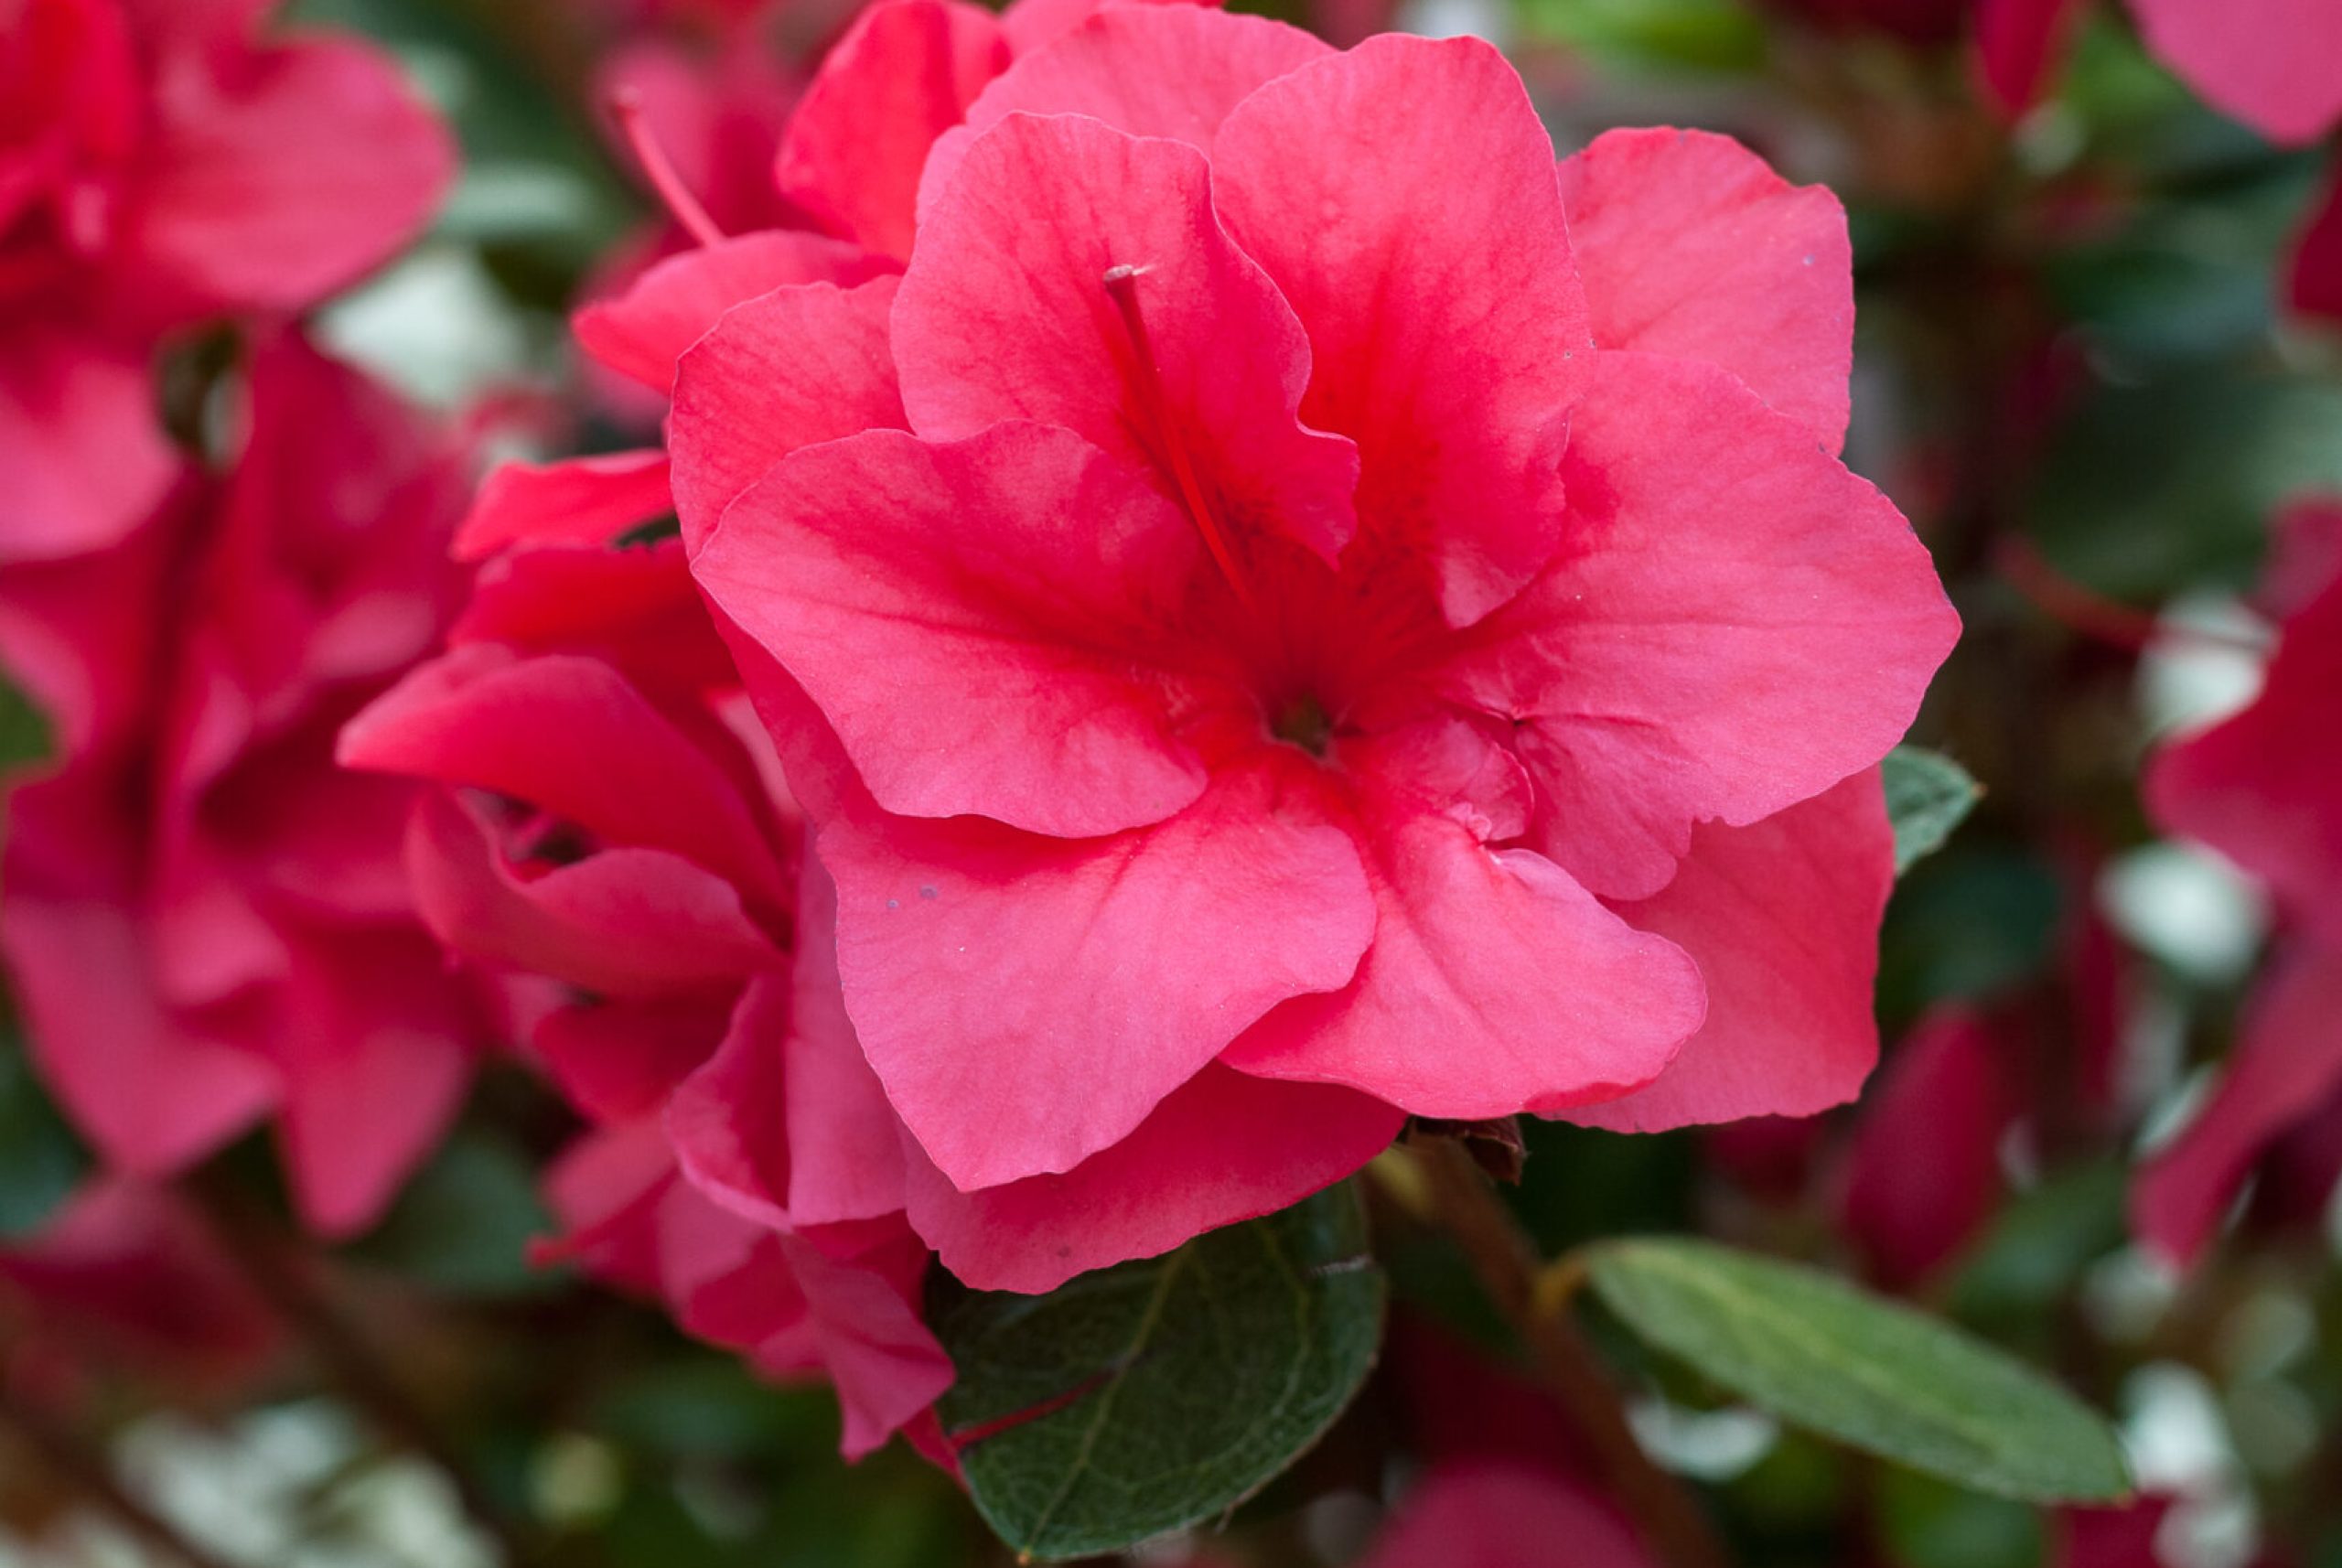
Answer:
[1101,264,1258,612]
[609,86,726,250]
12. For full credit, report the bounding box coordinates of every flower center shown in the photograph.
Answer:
[1270,693,1334,757]
[1101,264,1258,613]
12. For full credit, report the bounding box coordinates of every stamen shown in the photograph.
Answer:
[1101,264,1256,611]
[609,86,726,250]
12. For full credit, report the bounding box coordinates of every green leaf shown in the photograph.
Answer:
[0,1035,88,1238]
[1583,1239,2131,1503]
[1883,746,1982,875]
[355,1132,557,1297]
[932,1187,1384,1562]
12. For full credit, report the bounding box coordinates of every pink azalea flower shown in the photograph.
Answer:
[0,336,490,1237]
[2136,498,2342,1267]
[339,541,954,1458]
[673,15,1956,1289]
[0,0,452,563]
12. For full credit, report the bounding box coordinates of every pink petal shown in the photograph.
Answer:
[1226,735,1704,1119]
[894,113,1358,565]
[772,1229,954,1458]
[668,870,908,1233]
[453,451,673,562]
[1359,1462,1656,1568]
[572,231,893,391]
[534,997,734,1124]
[1835,1007,2016,1289]
[696,422,1210,838]
[2133,940,2342,1267]
[915,5,1329,228]
[403,790,777,997]
[342,645,787,903]
[2130,0,2342,145]
[1565,771,1893,1132]
[999,0,1222,54]
[450,539,740,694]
[266,929,478,1237]
[1974,0,2083,114]
[1,897,276,1179]
[821,752,1374,1190]
[1557,128,1853,453]
[2148,575,2342,936]
[0,332,177,564]
[1210,34,1589,626]
[772,0,1009,262]
[1440,352,1959,901]
[127,37,454,310]
[778,858,911,1228]
[904,1061,1400,1293]
[669,277,905,554]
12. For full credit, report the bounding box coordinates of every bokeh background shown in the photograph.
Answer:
[2,0,2337,1563]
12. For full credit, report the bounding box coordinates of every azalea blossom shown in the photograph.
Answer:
[673,9,1957,1290]
[0,336,492,1236]
[0,0,451,563]
[2136,498,2342,1266]
[339,530,953,1458]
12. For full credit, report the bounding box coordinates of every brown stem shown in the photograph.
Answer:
[1413,1138,1732,1568]
[0,1387,241,1568]
[189,1183,540,1566]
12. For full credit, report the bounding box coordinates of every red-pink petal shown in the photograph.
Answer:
[903,1062,1401,1293]
[821,753,1374,1191]
[1836,1007,2017,1289]
[894,112,1358,565]
[343,646,785,901]
[669,277,906,554]
[2130,0,2342,145]
[772,0,1008,262]
[126,36,454,310]
[2133,940,2342,1267]
[1565,772,1893,1132]
[572,231,892,391]
[0,333,178,564]
[2288,157,2342,325]
[1,897,277,1179]
[1557,127,1853,453]
[1441,352,1959,901]
[915,5,1329,228]
[449,539,739,693]
[403,790,776,997]
[1974,0,2082,114]
[453,451,673,562]
[266,929,477,1237]
[1225,762,1703,1119]
[695,422,1209,838]
[1211,34,1589,626]
[2148,574,2342,935]
[534,997,733,1124]
[1359,1462,1656,1568]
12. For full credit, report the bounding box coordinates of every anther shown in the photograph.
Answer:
[1101,264,1257,612]
[609,85,726,249]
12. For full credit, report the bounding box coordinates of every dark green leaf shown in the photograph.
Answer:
[1883,746,1982,876]
[0,1036,88,1238]
[933,1187,1383,1562]
[356,1132,557,1297]
[1584,1238,2131,1503]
